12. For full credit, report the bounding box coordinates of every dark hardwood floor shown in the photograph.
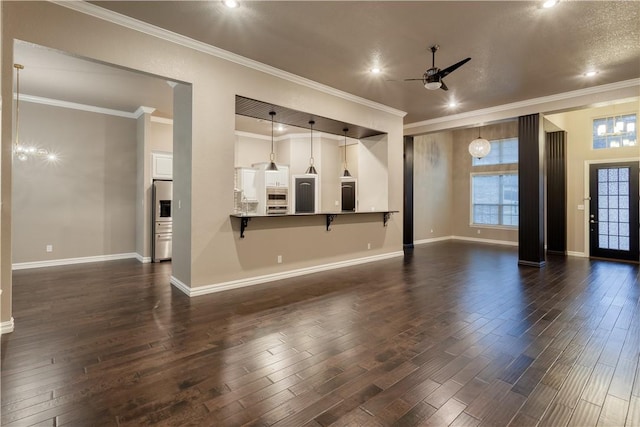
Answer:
[1,241,639,426]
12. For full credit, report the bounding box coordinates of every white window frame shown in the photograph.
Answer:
[470,171,519,229]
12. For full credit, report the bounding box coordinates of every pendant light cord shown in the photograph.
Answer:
[343,128,348,169]
[309,120,315,166]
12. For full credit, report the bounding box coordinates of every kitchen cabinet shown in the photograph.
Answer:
[152,152,173,179]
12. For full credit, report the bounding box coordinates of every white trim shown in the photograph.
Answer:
[235,130,353,142]
[451,235,519,247]
[171,251,404,297]
[52,1,407,119]
[405,79,640,130]
[135,253,152,264]
[567,251,587,258]
[17,93,138,119]
[1,317,15,335]
[170,276,191,296]
[150,116,173,125]
[134,106,156,118]
[12,253,138,270]
[414,236,453,245]
[235,130,271,141]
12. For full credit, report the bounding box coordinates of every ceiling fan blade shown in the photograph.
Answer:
[402,78,424,81]
[440,80,449,91]
[438,57,471,78]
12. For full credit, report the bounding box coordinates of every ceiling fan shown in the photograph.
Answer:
[404,45,471,91]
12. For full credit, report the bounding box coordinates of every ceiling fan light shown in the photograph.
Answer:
[424,81,442,90]
[468,137,491,159]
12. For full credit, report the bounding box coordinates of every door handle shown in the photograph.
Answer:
[590,219,598,224]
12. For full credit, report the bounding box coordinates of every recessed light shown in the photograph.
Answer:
[223,0,239,8]
[448,101,458,108]
[584,70,598,77]
[370,67,382,74]
[543,0,558,8]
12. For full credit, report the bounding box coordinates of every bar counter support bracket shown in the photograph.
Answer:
[383,212,392,227]
[240,217,251,239]
[326,214,337,231]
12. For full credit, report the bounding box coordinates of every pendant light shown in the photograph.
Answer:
[266,111,278,171]
[468,127,491,159]
[13,64,56,162]
[341,127,352,177]
[306,120,317,174]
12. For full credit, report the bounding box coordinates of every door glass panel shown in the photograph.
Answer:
[599,235,609,248]
[609,196,618,209]
[619,182,629,195]
[608,182,619,195]
[599,196,608,208]
[608,169,618,181]
[610,236,619,249]
[619,209,629,222]
[620,237,630,250]
[598,169,608,180]
[620,223,629,237]
[619,168,629,180]
[599,209,608,221]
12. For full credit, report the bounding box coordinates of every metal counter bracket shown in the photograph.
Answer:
[326,214,337,231]
[240,217,250,238]
[383,211,392,227]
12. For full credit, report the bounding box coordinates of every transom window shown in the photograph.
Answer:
[472,138,518,166]
[471,173,518,227]
[593,113,637,149]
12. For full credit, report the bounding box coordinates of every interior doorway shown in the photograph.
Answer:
[588,161,639,262]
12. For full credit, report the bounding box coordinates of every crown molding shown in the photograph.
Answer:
[51,1,407,119]
[17,93,138,118]
[405,78,640,131]
[150,116,174,125]
[135,106,156,118]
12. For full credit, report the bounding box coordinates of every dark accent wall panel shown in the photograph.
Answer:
[546,131,567,254]
[403,136,414,249]
[518,114,546,267]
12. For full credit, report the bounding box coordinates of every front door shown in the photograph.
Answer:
[589,162,639,261]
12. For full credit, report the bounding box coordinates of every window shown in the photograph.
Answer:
[472,173,518,226]
[472,137,518,166]
[593,113,637,149]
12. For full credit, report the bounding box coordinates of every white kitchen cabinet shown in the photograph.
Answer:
[152,152,173,179]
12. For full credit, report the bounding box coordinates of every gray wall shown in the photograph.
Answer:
[414,132,453,241]
[12,102,137,263]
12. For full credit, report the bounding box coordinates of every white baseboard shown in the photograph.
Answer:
[567,251,587,258]
[135,253,152,263]
[171,251,404,297]
[451,235,519,247]
[414,236,453,245]
[1,317,15,334]
[170,276,191,296]
[12,253,138,270]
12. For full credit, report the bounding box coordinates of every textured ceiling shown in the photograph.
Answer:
[13,1,640,131]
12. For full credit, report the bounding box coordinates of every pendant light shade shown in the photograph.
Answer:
[267,111,278,171]
[342,127,352,177]
[306,120,317,174]
[468,127,491,159]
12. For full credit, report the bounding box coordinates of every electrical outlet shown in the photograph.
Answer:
[367,243,371,250]
[46,244,53,252]
[277,255,282,264]
[477,230,481,234]
[430,229,434,233]
[334,200,339,207]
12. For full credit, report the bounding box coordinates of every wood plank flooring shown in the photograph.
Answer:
[1,241,639,426]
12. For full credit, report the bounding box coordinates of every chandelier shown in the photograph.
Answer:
[13,64,56,162]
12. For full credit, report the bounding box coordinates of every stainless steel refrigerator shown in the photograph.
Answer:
[152,180,172,262]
